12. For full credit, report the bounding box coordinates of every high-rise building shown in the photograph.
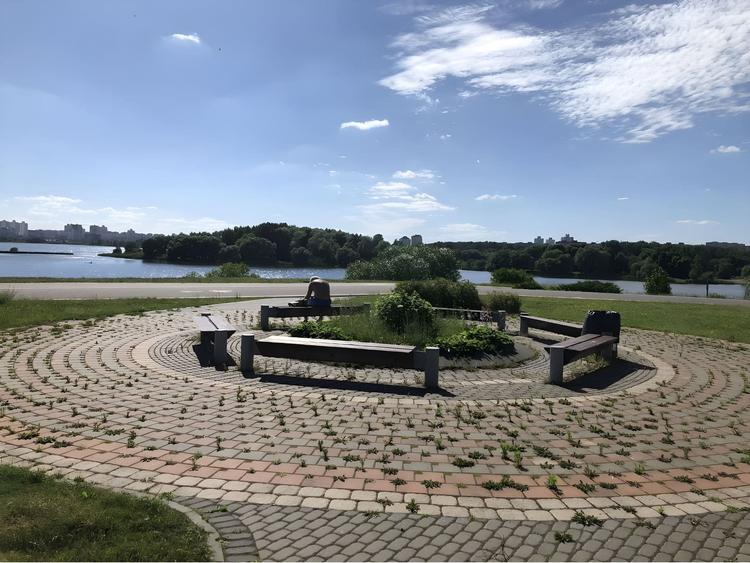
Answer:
[63,223,85,241]
[411,234,423,246]
[398,236,411,246]
[89,225,108,235]
[533,236,544,245]
[546,237,555,245]
[0,219,28,237]
[559,233,576,244]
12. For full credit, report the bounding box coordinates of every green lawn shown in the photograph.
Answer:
[0,296,246,331]
[0,465,211,561]
[494,296,750,343]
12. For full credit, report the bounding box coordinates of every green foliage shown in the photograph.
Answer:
[490,268,542,289]
[0,289,15,305]
[484,292,522,314]
[394,278,481,309]
[644,266,672,295]
[288,320,351,341]
[554,281,622,293]
[535,249,573,276]
[165,234,222,264]
[434,324,515,358]
[346,246,459,281]
[574,245,614,277]
[0,464,210,561]
[204,262,259,279]
[373,292,435,333]
[238,234,277,265]
[741,264,750,279]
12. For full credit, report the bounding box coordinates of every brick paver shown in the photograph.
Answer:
[1,297,749,560]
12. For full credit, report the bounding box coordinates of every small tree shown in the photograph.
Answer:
[644,266,671,295]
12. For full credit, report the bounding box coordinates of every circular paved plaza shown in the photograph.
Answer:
[1,298,749,561]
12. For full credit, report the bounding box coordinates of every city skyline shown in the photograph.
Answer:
[1,1,748,244]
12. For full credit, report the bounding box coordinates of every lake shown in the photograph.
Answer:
[1,242,746,299]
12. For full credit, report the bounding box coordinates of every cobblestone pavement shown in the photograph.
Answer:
[1,298,749,560]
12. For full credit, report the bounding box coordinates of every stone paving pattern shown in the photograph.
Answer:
[1,297,749,560]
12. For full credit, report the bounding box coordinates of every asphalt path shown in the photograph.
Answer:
[2,281,748,306]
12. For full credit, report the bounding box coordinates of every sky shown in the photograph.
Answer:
[0,0,748,244]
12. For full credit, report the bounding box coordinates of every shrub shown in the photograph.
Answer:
[0,289,15,305]
[434,325,515,358]
[204,262,259,279]
[644,266,671,295]
[554,281,622,294]
[490,268,542,289]
[394,279,481,309]
[346,246,459,281]
[288,321,351,341]
[484,292,521,314]
[742,265,750,279]
[373,292,435,334]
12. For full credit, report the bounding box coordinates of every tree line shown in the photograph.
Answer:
[141,223,390,267]
[438,240,750,281]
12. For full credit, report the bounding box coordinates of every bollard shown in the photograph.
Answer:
[424,346,440,390]
[494,310,507,331]
[549,347,564,385]
[213,331,228,366]
[519,314,529,336]
[240,333,254,376]
[260,305,270,331]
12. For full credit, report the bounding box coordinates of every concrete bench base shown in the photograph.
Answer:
[546,334,618,384]
[194,313,236,365]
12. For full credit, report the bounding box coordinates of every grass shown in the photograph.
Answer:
[0,296,248,331]
[0,465,211,561]
[486,295,750,343]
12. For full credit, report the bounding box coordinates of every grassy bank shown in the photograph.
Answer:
[0,465,210,561]
[489,295,750,343]
[0,296,246,331]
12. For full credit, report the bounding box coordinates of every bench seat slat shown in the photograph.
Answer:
[256,336,416,369]
[520,314,582,338]
[547,334,601,349]
[260,336,414,353]
[565,335,618,353]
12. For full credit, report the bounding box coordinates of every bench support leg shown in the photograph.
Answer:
[601,343,617,362]
[213,331,228,366]
[494,310,506,331]
[260,305,270,331]
[424,347,439,390]
[549,348,564,385]
[240,333,254,376]
[519,315,528,336]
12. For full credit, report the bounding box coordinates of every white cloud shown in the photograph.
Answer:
[439,133,452,140]
[380,0,750,142]
[169,33,201,44]
[676,219,719,225]
[711,145,742,153]
[8,194,229,234]
[340,119,390,131]
[617,197,630,201]
[393,169,436,180]
[475,194,518,201]
[438,222,506,241]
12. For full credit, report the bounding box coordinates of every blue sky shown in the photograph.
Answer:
[1,0,748,243]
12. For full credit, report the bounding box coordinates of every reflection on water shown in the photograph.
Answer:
[0,242,746,299]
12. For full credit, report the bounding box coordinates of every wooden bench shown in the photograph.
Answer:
[194,313,236,365]
[432,307,506,330]
[519,314,582,338]
[260,304,371,331]
[239,334,440,389]
[546,333,618,384]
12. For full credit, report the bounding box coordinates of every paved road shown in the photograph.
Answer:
[2,280,748,306]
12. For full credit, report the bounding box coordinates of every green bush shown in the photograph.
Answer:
[394,278,481,309]
[554,281,622,294]
[288,320,351,340]
[644,266,672,295]
[490,268,542,289]
[484,292,521,314]
[346,246,459,281]
[0,289,15,305]
[373,292,435,334]
[742,265,750,279]
[434,325,515,358]
[204,262,260,279]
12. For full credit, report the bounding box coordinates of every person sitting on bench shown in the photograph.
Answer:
[304,276,332,307]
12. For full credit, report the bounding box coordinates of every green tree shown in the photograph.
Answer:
[290,246,312,266]
[238,235,277,265]
[644,266,671,295]
[574,245,613,277]
[335,247,359,267]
